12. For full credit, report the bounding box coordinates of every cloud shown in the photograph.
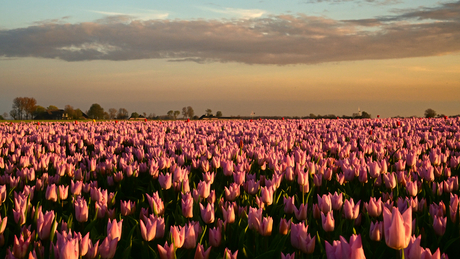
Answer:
[88,10,169,21]
[0,1,459,65]
[392,1,460,21]
[200,7,267,18]
[303,0,401,5]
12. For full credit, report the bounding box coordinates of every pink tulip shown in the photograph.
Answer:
[368,161,381,178]
[13,234,32,259]
[209,225,222,247]
[60,238,79,259]
[314,173,323,187]
[367,197,383,217]
[281,252,295,259]
[114,171,124,182]
[248,207,262,231]
[420,247,448,259]
[224,183,240,201]
[260,186,274,205]
[317,194,332,213]
[58,185,69,200]
[74,197,88,223]
[37,210,54,240]
[433,215,447,236]
[181,192,194,218]
[0,216,7,235]
[13,194,28,226]
[259,216,273,236]
[449,193,459,223]
[95,201,107,219]
[369,221,383,241]
[206,189,215,203]
[279,218,291,235]
[202,171,215,184]
[294,203,308,221]
[0,185,6,205]
[233,171,245,185]
[223,248,238,259]
[200,203,215,224]
[297,170,309,193]
[343,198,360,220]
[222,203,236,224]
[46,184,58,202]
[291,222,315,253]
[197,180,211,199]
[383,206,412,250]
[140,216,157,242]
[194,244,211,259]
[183,222,198,249]
[107,219,123,242]
[325,234,365,259]
[331,192,343,211]
[313,204,321,219]
[336,173,345,185]
[290,222,307,249]
[285,166,295,181]
[78,232,90,257]
[170,225,185,248]
[218,159,230,174]
[384,172,397,190]
[98,237,118,259]
[146,192,165,216]
[120,200,136,216]
[405,235,422,259]
[406,180,418,197]
[284,196,295,214]
[159,172,172,190]
[244,179,260,195]
[70,180,82,196]
[321,211,335,232]
[299,232,316,254]
[406,151,417,167]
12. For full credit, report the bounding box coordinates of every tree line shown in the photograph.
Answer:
[3,97,225,121]
[2,97,447,121]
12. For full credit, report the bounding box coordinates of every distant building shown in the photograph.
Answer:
[352,108,362,118]
[34,109,68,120]
[128,114,146,120]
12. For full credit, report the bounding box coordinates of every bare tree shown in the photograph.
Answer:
[187,106,194,119]
[167,110,174,119]
[174,110,180,119]
[117,108,129,119]
[10,97,37,120]
[182,107,187,119]
[108,108,117,119]
[147,113,156,119]
[205,108,213,116]
[24,98,37,119]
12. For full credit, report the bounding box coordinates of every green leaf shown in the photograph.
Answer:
[199,225,207,245]
[443,236,460,251]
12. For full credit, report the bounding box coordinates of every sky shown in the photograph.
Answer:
[1,0,459,118]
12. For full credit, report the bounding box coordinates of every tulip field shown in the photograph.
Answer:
[1,118,460,259]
